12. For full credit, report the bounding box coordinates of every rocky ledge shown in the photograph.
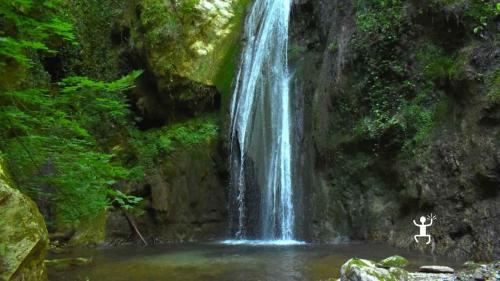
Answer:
[337,256,499,281]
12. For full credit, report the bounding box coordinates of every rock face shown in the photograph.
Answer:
[114,0,249,127]
[290,0,500,260]
[133,0,248,86]
[0,160,49,281]
[106,140,228,244]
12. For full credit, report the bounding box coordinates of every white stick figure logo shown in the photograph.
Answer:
[413,213,436,244]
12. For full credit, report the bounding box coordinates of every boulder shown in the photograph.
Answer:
[0,160,48,281]
[340,258,409,281]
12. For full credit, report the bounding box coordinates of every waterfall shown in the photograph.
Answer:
[229,0,296,242]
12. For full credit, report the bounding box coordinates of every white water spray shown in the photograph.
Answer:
[229,0,296,242]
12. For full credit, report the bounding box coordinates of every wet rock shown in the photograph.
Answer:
[293,0,500,261]
[105,141,228,243]
[340,258,409,281]
[418,266,455,274]
[68,212,107,246]
[339,257,499,281]
[456,261,500,281]
[0,160,48,281]
[408,272,455,281]
[122,0,250,126]
[134,0,248,86]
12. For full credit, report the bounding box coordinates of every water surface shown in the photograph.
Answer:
[48,242,461,281]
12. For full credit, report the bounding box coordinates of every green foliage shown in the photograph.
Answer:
[1,0,145,226]
[348,0,451,151]
[464,0,498,34]
[416,43,463,80]
[355,0,405,34]
[64,0,125,80]
[0,71,143,225]
[0,0,75,70]
[108,190,143,210]
[432,0,499,34]
[139,0,201,46]
[179,0,201,14]
[129,115,219,171]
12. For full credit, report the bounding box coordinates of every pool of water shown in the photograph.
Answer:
[48,242,461,281]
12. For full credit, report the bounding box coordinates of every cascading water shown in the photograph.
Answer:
[228,0,298,242]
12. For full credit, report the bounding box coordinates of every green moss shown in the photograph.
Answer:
[0,164,48,280]
[345,258,371,276]
[213,0,251,106]
[139,0,184,46]
[486,69,500,103]
[68,212,107,245]
[328,42,339,53]
[129,115,219,174]
[377,255,409,268]
[289,43,307,59]
[138,0,250,90]
[343,258,408,281]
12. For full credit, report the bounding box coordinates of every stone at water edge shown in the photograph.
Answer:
[408,272,455,281]
[456,261,500,281]
[418,266,455,274]
[377,255,409,268]
[0,160,49,281]
[340,258,410,281]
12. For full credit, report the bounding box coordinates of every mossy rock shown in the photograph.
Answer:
[68,211,107,246]
[340,258,410,281]
[0,159,49,281]
[135,0,250,93]
[377,255,409,268]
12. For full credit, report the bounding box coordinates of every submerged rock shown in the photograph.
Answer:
[408,272,455,281]
[0,160,48,281]
[418,265,454,274]
[45,257,92,269]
